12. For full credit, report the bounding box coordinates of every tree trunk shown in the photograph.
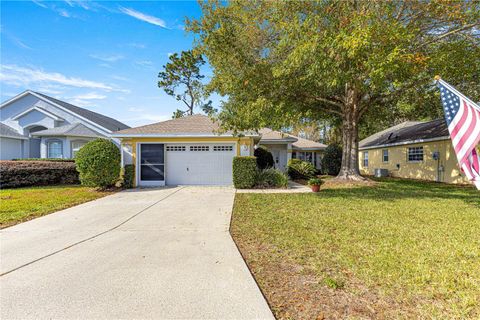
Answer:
[336,87,365,181]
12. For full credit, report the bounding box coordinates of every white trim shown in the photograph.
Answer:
[12,106,64,121]
[359,136,450,150]
[0,134,28,140]
[1,91,113,134]
[136,142,166,187]
[113,133,259,138]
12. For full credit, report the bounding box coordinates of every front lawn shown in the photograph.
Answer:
[231,178,480,319]
[0,185,113,228]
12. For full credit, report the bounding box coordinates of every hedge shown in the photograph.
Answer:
[123,164,135,188]
[75,139,121,188]
[0,161,79,188]
[233,156,257,189]
[12,158,75,162]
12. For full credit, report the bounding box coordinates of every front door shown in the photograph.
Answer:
[272,149,287,172]
[138,143,165,187]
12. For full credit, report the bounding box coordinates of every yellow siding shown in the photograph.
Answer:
[121,136,254,187]
[358,139,475,185]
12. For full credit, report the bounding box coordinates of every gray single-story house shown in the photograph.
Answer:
[0,90,130,160]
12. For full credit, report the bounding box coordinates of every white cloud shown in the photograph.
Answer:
[31,0,48,9]
[134,60,154,68]
[73,92,107,100]
[119,7,168,29]
[111,75,129,81]
[0,64,126,92]
[90,54,124,62]
[127,107,144,112]
[58,9,71,17]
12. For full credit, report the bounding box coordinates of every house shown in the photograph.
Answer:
[0,91,130,160]
[358,118,476,184]
[113,115,326,187]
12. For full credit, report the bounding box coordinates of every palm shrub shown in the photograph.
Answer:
[232,156,257,189]
[255,168,288,188]
[75,139,121,188]
[286,159,316,180]
[254,146,274,169]
[321,144,342,175]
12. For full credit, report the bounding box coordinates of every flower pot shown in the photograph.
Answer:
[310,185,320,192]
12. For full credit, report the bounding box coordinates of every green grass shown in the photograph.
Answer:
[232,178,480,318]
[0,185,113,228]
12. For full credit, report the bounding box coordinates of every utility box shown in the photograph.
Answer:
[374,168,389,177]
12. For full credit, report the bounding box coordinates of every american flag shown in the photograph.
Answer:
[437,78,480,190]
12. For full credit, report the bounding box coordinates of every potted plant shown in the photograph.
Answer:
[307,178,324,192]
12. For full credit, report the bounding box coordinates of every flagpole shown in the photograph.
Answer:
[435,76,480,112]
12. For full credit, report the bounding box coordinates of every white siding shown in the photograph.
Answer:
[0,137,24,160]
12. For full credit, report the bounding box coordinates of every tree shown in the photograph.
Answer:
[158,50,213,118]
[188,0,480,180]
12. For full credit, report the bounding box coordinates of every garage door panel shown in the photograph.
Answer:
[166,144,235,186]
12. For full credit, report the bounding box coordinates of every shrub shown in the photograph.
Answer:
[0,161,79,188]
[233,156,257,189]
[254,146,274,169]
[321,144,342,175]
[286,159,316,180]
[123,164,135,189]
[75,139,121,188]
[12,158,75,162]
[255,168,288,188]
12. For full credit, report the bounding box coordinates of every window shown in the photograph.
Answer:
[408,147,423,162]
[297,152,316,166]
[190,145,209,152]
[47,140,63,158]
[166,145,186,152]
[382,149,389,163]
[363,151,369,167]
[213,145,233,152]
[71,140,87,158]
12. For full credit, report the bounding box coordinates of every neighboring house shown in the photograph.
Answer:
[113,115,326,187]
[0,90,130,160]
[358,118,477,184]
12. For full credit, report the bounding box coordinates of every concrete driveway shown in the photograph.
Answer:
[0,187,274,319]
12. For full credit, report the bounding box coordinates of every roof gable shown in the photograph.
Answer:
[1,91,130,133]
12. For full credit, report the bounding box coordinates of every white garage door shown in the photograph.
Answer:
[166,144,235,185]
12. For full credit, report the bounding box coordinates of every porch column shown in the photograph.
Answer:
[287,143,293,162]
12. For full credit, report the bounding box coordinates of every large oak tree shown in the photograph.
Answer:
[188,0,479,180]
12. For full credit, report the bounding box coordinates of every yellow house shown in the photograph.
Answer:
[358,119,477,185]
[112,114,326,187]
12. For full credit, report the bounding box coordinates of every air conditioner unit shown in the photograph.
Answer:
[374,168,389,177]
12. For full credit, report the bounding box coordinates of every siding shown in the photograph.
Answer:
[358,139,474,184]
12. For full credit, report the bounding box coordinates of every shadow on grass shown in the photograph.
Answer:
[316,178,480,208]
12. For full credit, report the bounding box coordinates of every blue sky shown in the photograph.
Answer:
[0,0,215,127]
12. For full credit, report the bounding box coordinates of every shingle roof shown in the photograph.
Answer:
[115,114,234,135]
[359,118,449,149]
[258,128,297,142]
[291,135,327,150]
[31,123,105,138]
[34,92,130,132]
[0,123,26,139]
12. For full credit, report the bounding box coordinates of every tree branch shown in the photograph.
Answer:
[417,22,480,49]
